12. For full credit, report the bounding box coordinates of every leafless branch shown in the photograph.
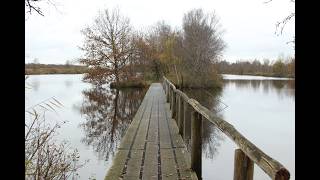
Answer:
[275,12,295,35]
[25,0,44,16]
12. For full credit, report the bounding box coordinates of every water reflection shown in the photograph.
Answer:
[30,78,40,91]
[223,79,295,100]
[64,79,73,88]
[180,79,295,160]
[79,85,147,161]
[182,88,225,159]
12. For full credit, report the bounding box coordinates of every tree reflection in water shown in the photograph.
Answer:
[80,85,147,161]
[223,79,295,100]
[182,88,225,159]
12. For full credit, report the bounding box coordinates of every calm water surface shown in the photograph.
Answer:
[25,74,147,179]
[25,74,294,180]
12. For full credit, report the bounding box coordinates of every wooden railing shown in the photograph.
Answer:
[162,76,290,180]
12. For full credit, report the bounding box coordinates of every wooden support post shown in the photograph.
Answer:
[166,82,170,102]
[178,96,184,136]
[176,94,180,123]
[184,101,191,140]
[234,149,254,180]
[175,93,179,121]
[191,111,202,179]
[172,90,176,118]
[169,87,172,109]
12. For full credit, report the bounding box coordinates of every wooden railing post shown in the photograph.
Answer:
[169,86,172,109]
[172,90,176,118]
[175,92,179,120]
[176,94,180,123]
[166,82,169,103]
[191,111,202,179]
[234,149,254,180]
[184,101,191,140]
[178,95,184,136]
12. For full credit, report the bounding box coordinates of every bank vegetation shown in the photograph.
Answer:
[216,57,295,78]
[25,63,88,75]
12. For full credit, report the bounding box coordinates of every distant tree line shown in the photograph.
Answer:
[25,63,88,75]
[79,8,226,88]
[216,57,295,78]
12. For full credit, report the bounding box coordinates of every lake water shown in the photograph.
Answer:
[25,74,294,180]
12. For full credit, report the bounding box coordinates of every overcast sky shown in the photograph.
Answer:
[25,0,295,64]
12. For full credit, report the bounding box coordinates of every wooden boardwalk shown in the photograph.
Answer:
[105,83,197,180]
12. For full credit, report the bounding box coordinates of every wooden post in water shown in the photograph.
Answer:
[178,96,184,136]
[191,111,202,179]
[234,149,254,180]
[183,101,191,140]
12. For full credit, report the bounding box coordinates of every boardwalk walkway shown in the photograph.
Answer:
[105,83,197,180]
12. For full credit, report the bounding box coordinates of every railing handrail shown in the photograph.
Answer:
[162,76,290,180]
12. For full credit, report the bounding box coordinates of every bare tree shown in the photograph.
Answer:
[25,0,58,17]
[80,8,133,86]
[182,8,226,87]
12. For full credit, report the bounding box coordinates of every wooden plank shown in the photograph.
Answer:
[132,95,154,150]
[166,109,186,148]
[159,103,172,149]
[175,148,195,180]
[143,94,160,180]
[104,150,129,179]
[143,143,158,180]
[125,149,144,178]
[106,83,198,180]
[161,148,178,180]
[105,85,154,179]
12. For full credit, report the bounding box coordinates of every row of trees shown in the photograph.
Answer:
[80,8,226,88]
[216,57,295,77]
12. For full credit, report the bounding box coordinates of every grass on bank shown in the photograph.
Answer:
[25,64,89,75]
[164,71,223,90]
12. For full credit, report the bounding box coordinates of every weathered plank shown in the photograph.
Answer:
[105,83,198,180]
[143,143,158,180]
